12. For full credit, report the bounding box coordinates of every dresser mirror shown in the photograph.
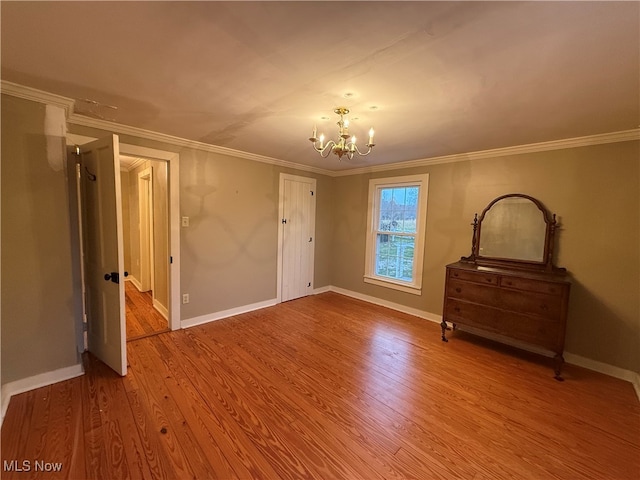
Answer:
[463,193,559,271]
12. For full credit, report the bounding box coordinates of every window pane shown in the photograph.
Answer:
[376,234,415,282]
[378,186,418,234]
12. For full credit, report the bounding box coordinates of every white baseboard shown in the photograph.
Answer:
[564,353,640,401]
[1,363,84,427]
[328,285,443,324]
[127,275,142,291]
[181,298,278,329]
[153,298,169,321]
[323,285,640,402]
[313,285,332,295]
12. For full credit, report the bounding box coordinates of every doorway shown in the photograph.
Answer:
[120,156,170,341]
[68,132,181,369]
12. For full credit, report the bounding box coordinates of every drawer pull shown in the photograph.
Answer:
[454,307,461,313]
[486,278,493,282]
[453,272,459,277]
[455,287,462,293]
[505,280,513,286]
[540,304,549,311]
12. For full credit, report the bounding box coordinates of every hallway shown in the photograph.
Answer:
[125,281,169,341]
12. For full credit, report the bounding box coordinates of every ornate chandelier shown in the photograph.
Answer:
[308,107,375,160]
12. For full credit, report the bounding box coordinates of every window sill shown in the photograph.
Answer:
[363,276,422,295]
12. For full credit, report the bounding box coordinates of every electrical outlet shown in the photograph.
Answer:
[182,293,189,304]
[181,216,190,227]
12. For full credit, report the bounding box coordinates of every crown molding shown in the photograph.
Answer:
[1,80,333,177]
[67,113,335,177]
[332,129,640,177]
[3,80,637,178]
[1,80,75,115]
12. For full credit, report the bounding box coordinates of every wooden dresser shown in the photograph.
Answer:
[442,261,570,378]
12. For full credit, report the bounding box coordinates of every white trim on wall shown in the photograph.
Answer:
[1,80,75,115]
[153,298,169,321]
[327,285,443,324]
[1,363,84,427]
[181,298,278,329]
[3,81,638,179]
[69,114,334,177]
[332,129,640,177]
[564,353,640,401]
[126,275,143,292]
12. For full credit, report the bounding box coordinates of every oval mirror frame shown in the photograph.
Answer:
[462,193,559,271]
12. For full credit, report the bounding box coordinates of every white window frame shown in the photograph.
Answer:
[364,174,429,295]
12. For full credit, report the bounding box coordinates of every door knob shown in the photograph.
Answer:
[104,271,128,283]
[104,272,120,284]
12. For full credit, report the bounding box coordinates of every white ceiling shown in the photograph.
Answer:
[2,1,638,171]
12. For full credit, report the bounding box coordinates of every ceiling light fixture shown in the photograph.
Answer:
[309,107,375,160]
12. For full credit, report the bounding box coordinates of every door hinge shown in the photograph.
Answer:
[309,237,313,242]
[310,190,314,196]
[170,256,173,264]
[282,218,287,224]
[308,282,311,287]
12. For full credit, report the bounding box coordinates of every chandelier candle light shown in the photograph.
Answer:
[309,107,375,160]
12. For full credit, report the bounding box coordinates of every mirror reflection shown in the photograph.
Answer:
[479,197,547,262]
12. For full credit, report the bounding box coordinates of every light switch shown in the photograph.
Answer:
[181,216,190,227]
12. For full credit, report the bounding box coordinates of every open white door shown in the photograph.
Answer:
[79,134,127,375]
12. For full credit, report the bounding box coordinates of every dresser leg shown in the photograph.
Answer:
[554,354,564,381]
[440,320,449,342]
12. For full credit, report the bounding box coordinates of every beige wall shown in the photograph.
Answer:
[121,170,131,273]
[1,95,80,384]
[331,141,640,373]
[177,148,333,317]
[152,160,169,309]
[69,123,334,321]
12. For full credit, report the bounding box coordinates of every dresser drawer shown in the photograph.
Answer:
[444,298,562,349]
[444,299,504,333]
[499,310,563,349]
[499,276,565,296]
[448,268,499,286]
[447,278,498,304]
[498,289,562,319]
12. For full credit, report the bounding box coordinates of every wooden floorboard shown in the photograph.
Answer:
[2,292,639,479]
[125,281,169,341]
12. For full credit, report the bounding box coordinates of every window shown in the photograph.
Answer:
[364,174,429,294]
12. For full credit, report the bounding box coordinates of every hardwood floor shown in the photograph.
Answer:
[2,292,639,479]
[125,281,169,341]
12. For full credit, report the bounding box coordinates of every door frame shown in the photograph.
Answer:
[276,173,317,303]
[138,167,155,294]
[67,133,181,332]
